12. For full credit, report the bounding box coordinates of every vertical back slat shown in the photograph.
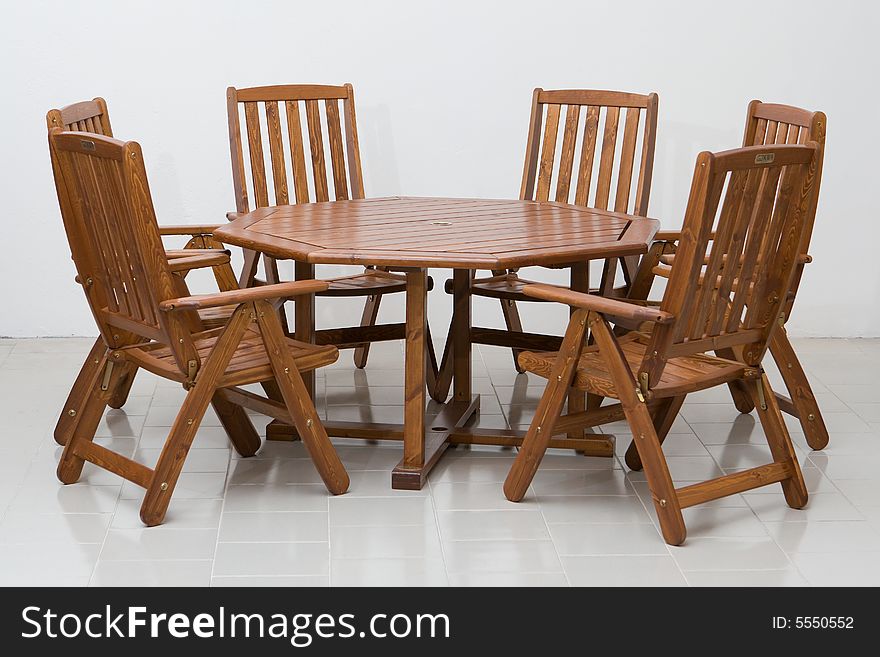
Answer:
[243,102,270,208]
[325,99,349,200]
[764,120,778,145]
[77,152,125,314]
[520,89,544,200]
[687,169,746,338]
[554,105,580,202]
[774,122,789,144]
[285,101,310,203]
[535,104,561,202]
[707,167,762,335]
[342,86,365,199]
[633,94,658,217]
[727,165,784,331]
[305,99,329,202]
[264,101,289,205]
[744,163,799,327]
[594,106,620,210]
[751,118,768,147]
[614,107,641,213]
[573,106,600,206]
[668,169,727,344]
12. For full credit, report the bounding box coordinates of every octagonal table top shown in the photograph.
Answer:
[213,196,660,269]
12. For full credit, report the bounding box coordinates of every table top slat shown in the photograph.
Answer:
[214,196,659,268]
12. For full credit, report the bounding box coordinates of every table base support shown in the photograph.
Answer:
[391,395,480,490]
[265,414,615,458]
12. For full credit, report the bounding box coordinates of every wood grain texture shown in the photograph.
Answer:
[214,197,658,269]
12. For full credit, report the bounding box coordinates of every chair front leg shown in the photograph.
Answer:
[590,315,686,546]
[254,300,349,495]
[140,305,251,526]
[353,291,382,369]
[504,308,590,502]
[624,395,685,471]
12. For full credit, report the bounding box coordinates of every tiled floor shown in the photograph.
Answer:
[1,336,879,587]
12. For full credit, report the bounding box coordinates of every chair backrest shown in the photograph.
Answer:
[742,101,826,316]
[46,98,113,135]
[48,129,198,373]
[226,84,365,213]
[641,142,820,386]
[520,88,658,217]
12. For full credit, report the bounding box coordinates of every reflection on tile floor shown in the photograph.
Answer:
[1,337,879,587]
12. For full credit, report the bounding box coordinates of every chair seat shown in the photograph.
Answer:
[518,334,750,399]
[123,327,339,388]
[319,269,433,297]
[197,305,237,330]
[466,273,624,302]
[195,270,432,326]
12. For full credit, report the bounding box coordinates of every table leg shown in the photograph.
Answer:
[392,269,479,489]
[403,269,427,467]
[567,262,589,439]
[452,268,472,403]
[294,261,316,400]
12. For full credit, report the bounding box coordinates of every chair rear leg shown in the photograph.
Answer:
[353,293,382,369]
[500,298,526,374]
[770,329,829,450]
[749,373,808,509]
[55,337,105,446]
[106,362,138,409]
[212,391,261,456]
[624,395,685,471]
[716,348,756,414]
[255,300,349,494]
[504,308,589,501]
[140,380,220,526]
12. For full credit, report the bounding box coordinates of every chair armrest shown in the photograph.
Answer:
[167,252,232,273]
[522,284,675,324]
[166,248,230,259]
[226,212,242,222]
[159,280,330,312]
[654,230,716,243]
[653,230,682,242]
[158,224,221,237]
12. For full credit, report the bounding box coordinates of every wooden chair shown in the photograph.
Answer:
[226,84,431,368]
[629,101,828,449]
[49,128,348,526]
[435,89,658,402]
[503,142,820,545]
[48,98,239,446]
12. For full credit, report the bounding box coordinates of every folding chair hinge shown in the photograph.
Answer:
[778,312,786,327]
[637,372,649,403]
[755,377,767,411]
[183,359,199,390]
[100,361,114,391]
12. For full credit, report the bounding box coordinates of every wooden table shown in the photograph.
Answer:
[214,197,659,489]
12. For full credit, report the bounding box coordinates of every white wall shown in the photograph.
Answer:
[2,0,877,337]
